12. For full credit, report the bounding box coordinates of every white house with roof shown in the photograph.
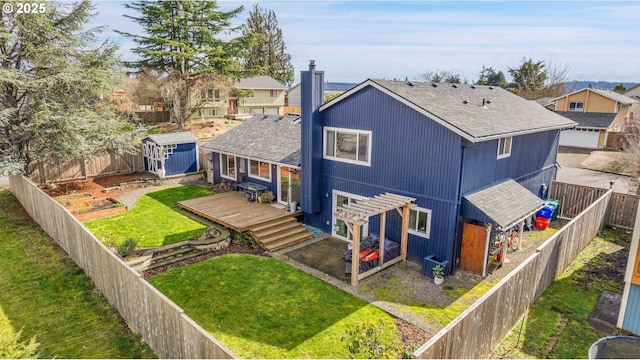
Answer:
[192,75,287,119]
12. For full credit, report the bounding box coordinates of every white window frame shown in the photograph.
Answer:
[568,102,584,112]
[323,127,372,166]
[497,136,512,159]
[248,159,271,181]
[219,153,237,181]
[408,207,432,239]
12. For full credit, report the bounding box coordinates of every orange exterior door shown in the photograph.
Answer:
[460,223,489,275]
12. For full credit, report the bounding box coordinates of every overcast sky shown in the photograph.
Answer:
[92,0,640,85]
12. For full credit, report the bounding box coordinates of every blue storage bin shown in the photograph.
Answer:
[537,204,556,219]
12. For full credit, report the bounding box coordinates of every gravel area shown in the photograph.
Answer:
[110,183,182,209]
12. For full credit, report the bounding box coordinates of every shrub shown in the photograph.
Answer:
[230,230,259,249]
[117,238,138,258]
[341,320,402,359]
[0,328,40,359]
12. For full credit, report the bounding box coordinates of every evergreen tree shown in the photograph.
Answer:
[508,58,547,99]
[117,0,258,130]
[0,0,143,175]
[241,4,294,87]
[476,66,507,88]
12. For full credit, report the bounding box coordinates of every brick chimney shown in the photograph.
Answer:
[300,60,324,214]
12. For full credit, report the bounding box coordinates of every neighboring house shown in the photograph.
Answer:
[142,132,199,178]
[549,87,639,149]
[298,62,575,275]
[201,114,302,206]
[192,75,286,119]
[624,84,640,101]
[286,81,358,107]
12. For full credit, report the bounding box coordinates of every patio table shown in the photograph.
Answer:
[237,182,269,202]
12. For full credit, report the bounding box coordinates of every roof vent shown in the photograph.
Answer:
[432,83,438,87]
[489,86,494,90]
[407,81,414,87]
[452,84,458,88]
[470,85,476,89]
[463,100,469,104]
[486,100,492,104]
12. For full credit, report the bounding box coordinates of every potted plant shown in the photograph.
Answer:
[433,264,445,285]
[258,191,275,203]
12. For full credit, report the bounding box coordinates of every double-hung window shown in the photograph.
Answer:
[249,160,271,181]
[324,127,371,165]
[220,153,236,180]
[497,136,512,159]
[408,207,432,238]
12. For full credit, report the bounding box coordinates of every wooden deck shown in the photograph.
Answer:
[177,192,298,232]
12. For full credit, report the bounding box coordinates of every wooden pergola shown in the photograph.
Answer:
[334,192,416,286]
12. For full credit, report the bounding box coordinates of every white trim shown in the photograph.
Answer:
[219,153,237,181]
[497,136,512,159]
[408,207,432,239]
[332,190,369,242]
[248,159,272,182]
[618,282,631,328]
[323,126,372,166]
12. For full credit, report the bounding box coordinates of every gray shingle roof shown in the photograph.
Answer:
[463,179,545,228]
[322,80,576,142]
[234,76,286,90]
[554,112,617,129]
[201,114,301,166]
[145,132,198,146]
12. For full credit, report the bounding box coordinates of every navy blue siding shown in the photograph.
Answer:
[304,85,463,266]
[165,142,197,176]
[623,283,640,335]
[460,130,560,196]
[210,152,279,196]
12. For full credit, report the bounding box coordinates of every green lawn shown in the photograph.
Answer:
[85,185,212,247]
[0,189,156,358]
[149,254,402,358]
[494,228,630,358]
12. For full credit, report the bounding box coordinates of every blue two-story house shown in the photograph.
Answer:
[299,61,575,274]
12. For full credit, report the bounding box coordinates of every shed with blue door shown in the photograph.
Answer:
[142,132,199,178]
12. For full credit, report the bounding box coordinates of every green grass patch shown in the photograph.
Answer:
[149,254,401,358]
[495,228,630,359]
[85,185,212,247]
[0,189,156,358]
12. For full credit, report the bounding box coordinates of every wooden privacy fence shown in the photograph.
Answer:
[414,189,612,359]
[550,181,638,230]
[9,175,236,359]
[28,149,145,184]
[135,111,170,124]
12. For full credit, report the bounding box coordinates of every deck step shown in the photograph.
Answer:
[253,226,310,244]
[251,220,303,238]
[262,232,313,252]
[250,216,298,232]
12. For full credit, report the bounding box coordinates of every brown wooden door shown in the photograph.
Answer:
[460,223,488,275]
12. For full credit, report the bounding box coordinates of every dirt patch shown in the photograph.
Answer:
[154,118,237,140]
[395,318,432,350]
